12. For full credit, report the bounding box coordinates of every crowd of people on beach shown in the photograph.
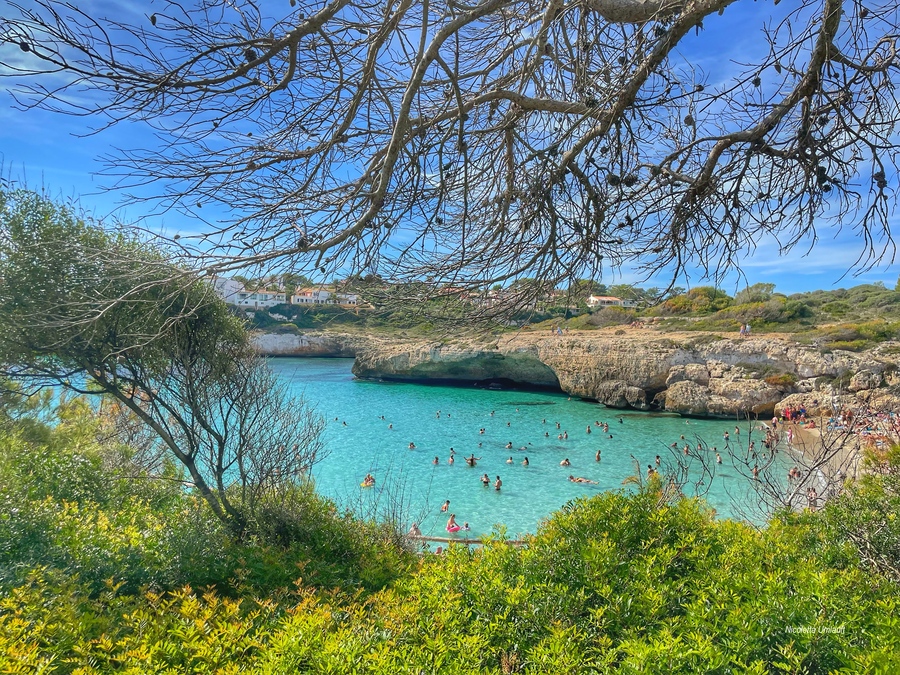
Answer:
[827,405,900,449]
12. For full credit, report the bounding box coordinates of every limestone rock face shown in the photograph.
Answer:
[251,331,369,357]
[849,369,882,392]
[592,380,649,409]
[664,381,709,415]
[352,343,561,387]
[254,328,900,419]
[707,376,781,416]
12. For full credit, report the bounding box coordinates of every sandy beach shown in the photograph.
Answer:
[785,417,865,479]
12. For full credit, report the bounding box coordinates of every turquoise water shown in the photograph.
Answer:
[271,358,783,538]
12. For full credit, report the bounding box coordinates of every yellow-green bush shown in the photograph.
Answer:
[1,398,900,673]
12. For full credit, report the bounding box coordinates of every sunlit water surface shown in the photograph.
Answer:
[272,358,788,538]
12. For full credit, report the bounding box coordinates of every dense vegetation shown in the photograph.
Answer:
[0,188,335,539]
[243,279,900,350]
[2,394,899,673]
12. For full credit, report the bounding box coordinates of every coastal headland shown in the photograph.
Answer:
[252,328,900,420]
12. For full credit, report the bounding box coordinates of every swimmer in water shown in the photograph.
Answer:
[432,456,439,464]
[716,453,722,464]
[545,432,550,437]
[481,473,490,485]
[448,455,454,464]
[586,426,592,434]
[595,449,601,462]
[464,454,481,467]
[462,522,470,531]
[560,458,571,466]
[522,457,529,466]
[655,455,661,465]
[408,442,416,449]
[362,473,375,487]
[568,475,598,484]
[388,424,393,429]
[440,500,450,512]
[506,442,513,449]
[563,431,568,439]
[506,456,513,464]
[494,476,502,490]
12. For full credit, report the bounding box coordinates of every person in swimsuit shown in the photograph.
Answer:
[494,476,502,490]
[522,457,529,466]
[568,475,597,484]
[440,499,450,512]
[446,514,460,532]
[560,458,571,466]
[481,473,490,486]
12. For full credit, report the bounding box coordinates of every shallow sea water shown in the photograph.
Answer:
[271,358,787,538]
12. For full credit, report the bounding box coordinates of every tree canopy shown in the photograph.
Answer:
[0,188,325,537]
[1,1,897,303]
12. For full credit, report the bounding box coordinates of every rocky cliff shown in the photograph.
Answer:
[251,331,373,357]
[348,330,900,418]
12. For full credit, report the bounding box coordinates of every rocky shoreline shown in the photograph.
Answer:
[252,329,900,419]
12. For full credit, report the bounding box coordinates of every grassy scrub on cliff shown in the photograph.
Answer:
[1,396,899,673]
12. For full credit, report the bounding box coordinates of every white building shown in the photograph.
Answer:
[210,277,245,304]
[291,288,359,306]
[235,289,287,309]
[291,288,332,305]
[586,295,638,308]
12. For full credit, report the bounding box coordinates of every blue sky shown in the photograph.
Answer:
[1,0,897,296]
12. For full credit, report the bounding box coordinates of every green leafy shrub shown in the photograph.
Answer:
[2,395,900,673]
[272,322,302,334]
[585,306,636,327]
[764,372,798,388]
